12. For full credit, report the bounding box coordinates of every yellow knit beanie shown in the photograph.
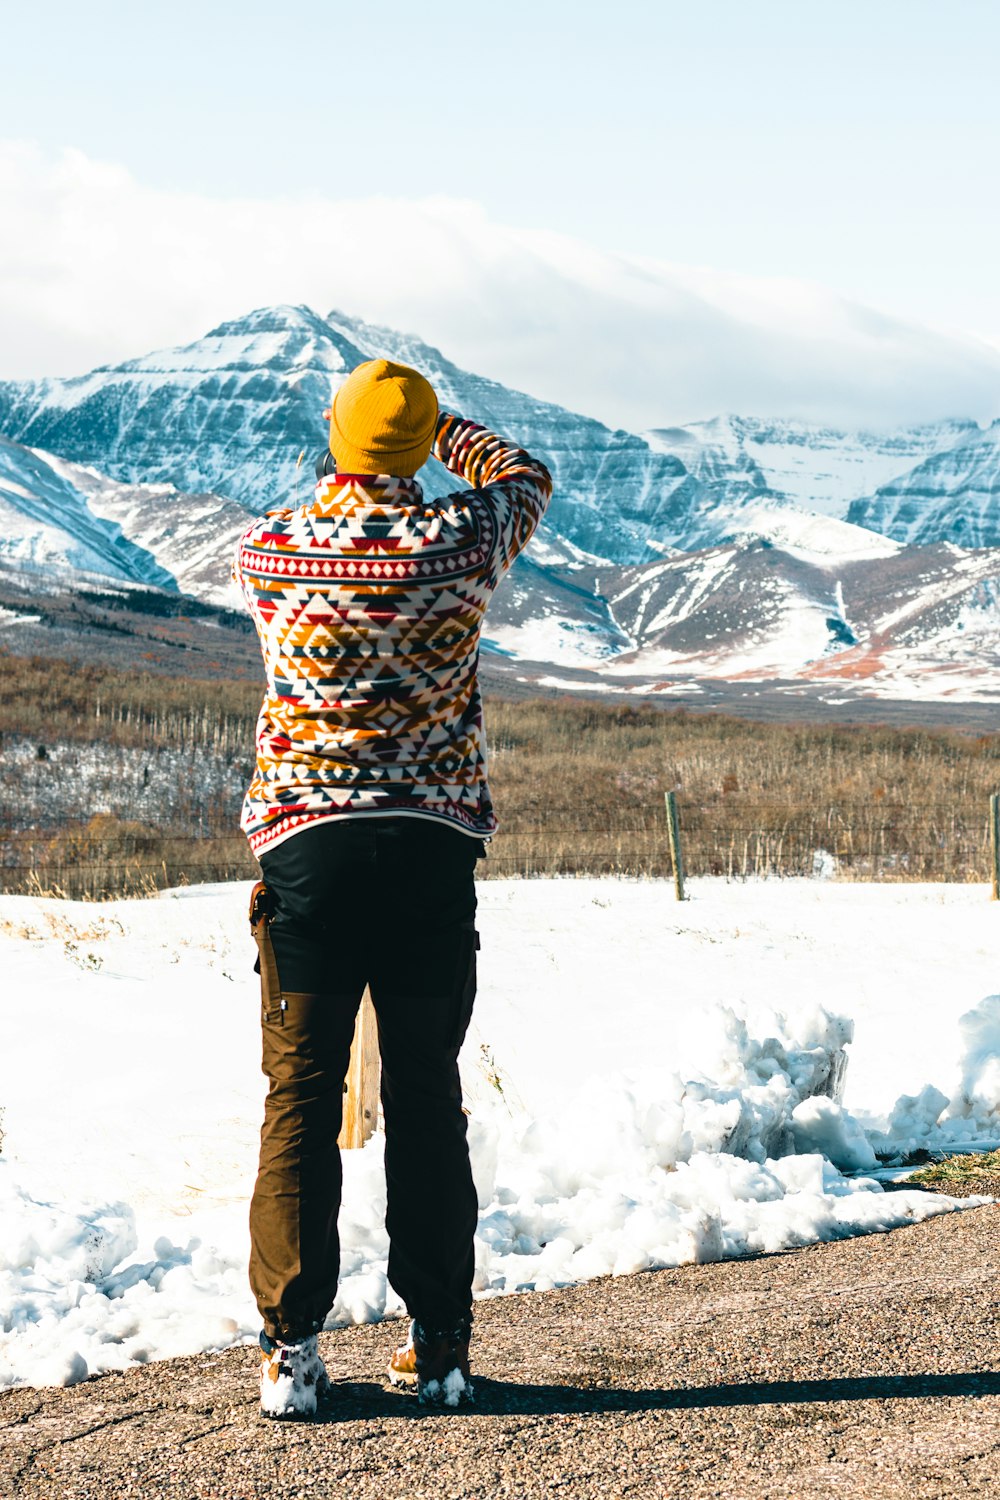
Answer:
[329,359,438,477]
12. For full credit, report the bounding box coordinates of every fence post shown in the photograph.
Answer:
[665,790,686,901]
[338,985,380,1149]
[991,793,1000,902]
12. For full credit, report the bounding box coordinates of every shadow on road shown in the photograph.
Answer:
[315,1370,1000,1422]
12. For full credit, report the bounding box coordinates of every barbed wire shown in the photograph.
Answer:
[0,808,996,835]
[1,791,996,898]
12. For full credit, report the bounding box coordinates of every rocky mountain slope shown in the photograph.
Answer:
[0,436,175,589]
[592,537,1000,692]
[0,438,246,605]
[645,415,980,522]
[848,422,1000,550]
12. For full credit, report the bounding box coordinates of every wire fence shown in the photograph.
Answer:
[2,797,998,900]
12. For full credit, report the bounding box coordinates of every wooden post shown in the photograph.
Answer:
[665,790,686,901]
[991,793,1000,902]
[338,986,380,1149]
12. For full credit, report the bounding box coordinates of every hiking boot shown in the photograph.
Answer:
[387,1317,474,1407]
[258,1331,330,1419]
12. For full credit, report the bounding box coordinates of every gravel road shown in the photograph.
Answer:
[2,1203,997,1499]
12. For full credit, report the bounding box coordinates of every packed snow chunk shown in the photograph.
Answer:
[873,994,1000,1159]
[790,1096,878,1172]
[0,1168,137,1298]
[330,1270,391,1329]
[0,1167,256,1390]
[873,1085,950,1158]
[677,1003,856,1164]
[33,1349,90,1388]
[768,1152,827,1197]
[468,1116,500,1210]
[0,1170,134,1388]
[948,995,1000,1133]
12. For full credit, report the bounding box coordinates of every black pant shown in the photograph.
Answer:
[249,816,482,1340]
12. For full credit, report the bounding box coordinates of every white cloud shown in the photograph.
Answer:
[2,140,998,431]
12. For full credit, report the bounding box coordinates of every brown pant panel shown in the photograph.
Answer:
[248,985,361,1341]
[248,890,364,1340]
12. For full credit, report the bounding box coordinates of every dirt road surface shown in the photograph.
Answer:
[2,1203,997,1499]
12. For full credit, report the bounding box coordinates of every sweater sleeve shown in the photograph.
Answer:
[433,412,553,577]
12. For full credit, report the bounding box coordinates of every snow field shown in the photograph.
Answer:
[1,877,997,1390]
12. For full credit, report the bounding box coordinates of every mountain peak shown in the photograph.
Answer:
[202,303,330,341]
[109,303,356,380]
[0,309,997,697]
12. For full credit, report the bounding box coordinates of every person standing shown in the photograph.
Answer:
[233,358,553,1418]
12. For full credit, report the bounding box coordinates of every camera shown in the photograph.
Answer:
[315,448,336,481]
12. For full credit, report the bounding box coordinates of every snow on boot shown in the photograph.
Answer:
[258,1331,330,1419]
[387,1318,474,1407]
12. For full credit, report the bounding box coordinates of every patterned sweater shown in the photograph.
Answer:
[234,414,553,856]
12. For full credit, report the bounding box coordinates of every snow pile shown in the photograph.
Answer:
[0,1174,250,1388]
[0,878,997,1390]
[453,1001,970,1295]
[472,1141,941,1291]
[949,994,1000,1135]
[872,994,1000,1158]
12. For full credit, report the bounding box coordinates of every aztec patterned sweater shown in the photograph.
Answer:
[234,414,553,856]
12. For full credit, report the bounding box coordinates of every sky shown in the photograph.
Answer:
[1,0,998,428]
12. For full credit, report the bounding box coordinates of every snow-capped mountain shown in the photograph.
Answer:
[0,437,246,605]
[645,415,979,523]
[0,305,997,704]
[0,306,704,567]
[848,422,1000,549]
[590,537,1000,693]
[1,304,995,560]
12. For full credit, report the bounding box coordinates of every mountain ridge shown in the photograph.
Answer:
[0,305,707,566]
[0,304,997,703]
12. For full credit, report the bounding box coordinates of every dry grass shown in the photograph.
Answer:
[909,1151,1000,1198]
[5,819,258,902]
[482,699,1000,881]
[0,650,253,755]
[0,906,125,942]
[909,1149,1000,1184]
[1,650,998,897]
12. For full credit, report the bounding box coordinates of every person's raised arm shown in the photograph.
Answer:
[434,412,553,576]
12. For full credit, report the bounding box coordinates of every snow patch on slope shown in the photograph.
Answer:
[646,415,980,521]
[39,452,248,607]
[0,437,175,588]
